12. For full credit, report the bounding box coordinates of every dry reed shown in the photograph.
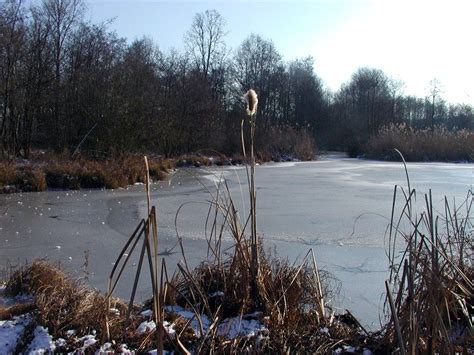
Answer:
[382,151,473,353]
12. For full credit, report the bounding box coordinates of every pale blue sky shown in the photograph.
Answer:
[86,0,473,104]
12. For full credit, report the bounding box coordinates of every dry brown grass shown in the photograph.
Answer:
[45,154,173,190]
[367,124,474,162]
[7,261,104,335]
[381,157,474,354]
[3,260,156,352]
[0,303,36,320]
[256,125,316,162]
[0,163,46,193]
[0,153,174,193]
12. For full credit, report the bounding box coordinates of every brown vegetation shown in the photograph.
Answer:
[0,145,314,194]
[0,163,46,193]
[257,125,316,161]
[0,154,174,193]
[366,124,474,162]
[380,160,473,353]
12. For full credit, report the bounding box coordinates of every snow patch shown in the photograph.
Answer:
[208,291,224,298]
[165,305,267,339]
[137,321,156,334]
[25,326,56,354]
[0,314,33,353]
[217,316,268,339]
[148,350,174,355]
[109,308,120,316]
[140,309,153,317]
[164,305,210,337]
[76,334,97,348]
[99,342,113,352]
[320,327,330,335]
[55,338,66,347]
[116,343,133,354]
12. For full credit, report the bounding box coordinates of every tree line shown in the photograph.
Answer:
[1,0,473,159]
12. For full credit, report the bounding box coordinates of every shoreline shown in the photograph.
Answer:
[0,152,315,194]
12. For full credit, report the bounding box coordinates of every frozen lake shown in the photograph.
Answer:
[1,154,472,329]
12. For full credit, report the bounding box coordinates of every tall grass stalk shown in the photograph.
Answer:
[243,89,260,303]
[105,157,165,354]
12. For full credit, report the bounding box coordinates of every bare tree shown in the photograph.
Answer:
[387,78,405,122]
[0,0,26,156]
[184,9,226,80]
[233,34,282,121]
[42,0,84,148]
[427,78,442,131]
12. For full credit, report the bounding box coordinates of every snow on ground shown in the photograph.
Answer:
[99,342,113,352]
[137,320,157,334]
[148,350,174,355]
[208,291,224,298]
[333,346,373,354]
[164,305,211,337]
[141,309,153,317]
[163,305,268,339]
[25,326,56,354]
[217,316,268,338]
[0,285,362,354]
[136,319,176,337]
[77,334,97,349]
[0,313,33,353]
[0,285,34,308]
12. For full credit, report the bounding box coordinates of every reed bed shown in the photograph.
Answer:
[0,154,173,193]
[382,152,473,354]
[0,163,46,192]
[366,124,474,162]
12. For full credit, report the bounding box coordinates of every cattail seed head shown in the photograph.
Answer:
[244,89,258,116]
